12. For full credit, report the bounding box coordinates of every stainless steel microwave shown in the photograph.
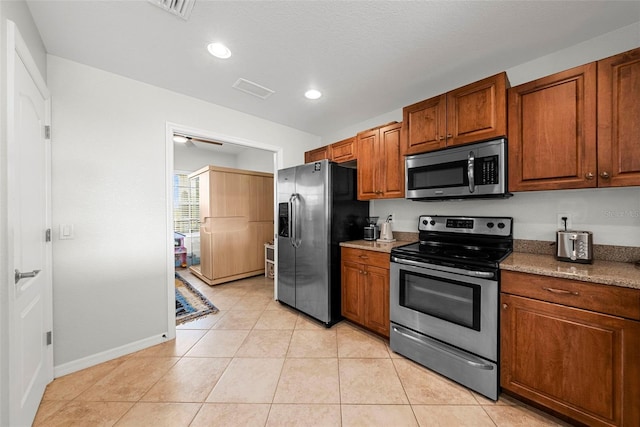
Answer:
[405,138,511,200]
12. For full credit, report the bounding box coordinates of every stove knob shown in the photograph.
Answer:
[422,219,429,226]
[487,222,494,228]
[497,222,505,229]
[430,220,436,226]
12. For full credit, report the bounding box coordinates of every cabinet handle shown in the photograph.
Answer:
[439,135,445,141]
[358,255,369,259]
[585,172,594,180]
[446,134,452,138]
[600,171,610,179]
[542,287,579,296]
[502,303,508,309]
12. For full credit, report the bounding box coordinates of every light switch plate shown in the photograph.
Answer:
[59,224,74,240]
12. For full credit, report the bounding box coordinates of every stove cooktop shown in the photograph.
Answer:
[391,241,512,268]
[391,215,514,269]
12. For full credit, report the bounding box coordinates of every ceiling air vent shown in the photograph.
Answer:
[148,0,195,20]
[232,78,275,100]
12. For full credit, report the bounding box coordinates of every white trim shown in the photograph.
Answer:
[54,333,169,378]
[165,122,284,319]
[11,21,49,100]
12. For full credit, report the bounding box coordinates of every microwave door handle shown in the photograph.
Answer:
[467,151,475,193]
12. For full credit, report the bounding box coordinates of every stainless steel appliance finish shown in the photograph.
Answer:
[277,160,368,325]
[556,230,593,264]
[390,215,513,400]
[405,138,511,200]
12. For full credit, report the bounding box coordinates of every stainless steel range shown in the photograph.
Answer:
[390,215,513,400]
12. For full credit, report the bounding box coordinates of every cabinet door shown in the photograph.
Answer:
[597,47,640,188]
[379,122,404,199]
[403,94,447,155]
[446,72,508,147]
[330,136,357,163]
[508,63,597,191]
[356,129,380,200]
[249,175,274,222]
[341,260,364,323]
[501,293,640,427]
[305,146,330,163]
[363,265,390,337]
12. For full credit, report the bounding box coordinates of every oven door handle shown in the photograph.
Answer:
[392,326,494,370]
[391,257,495,279]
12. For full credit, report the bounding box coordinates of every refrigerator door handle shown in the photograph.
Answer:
[288,194,296,247]
[291,193,301,248]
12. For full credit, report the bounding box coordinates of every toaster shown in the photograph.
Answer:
[556,230,593,264]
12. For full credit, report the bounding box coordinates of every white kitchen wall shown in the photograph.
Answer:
[322,23,640,248]
[47,55,319,372]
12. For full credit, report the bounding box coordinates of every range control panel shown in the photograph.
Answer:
[419,215,512,237]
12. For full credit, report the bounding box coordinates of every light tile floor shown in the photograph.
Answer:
[34,269,572,426]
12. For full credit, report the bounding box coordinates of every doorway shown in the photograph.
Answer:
[165,122,283,337]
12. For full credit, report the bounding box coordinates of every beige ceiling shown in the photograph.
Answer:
[26,0,640,136]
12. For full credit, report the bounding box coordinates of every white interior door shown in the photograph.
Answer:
[6,20,53,426]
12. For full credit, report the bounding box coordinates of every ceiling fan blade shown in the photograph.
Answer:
[188,136,223,146]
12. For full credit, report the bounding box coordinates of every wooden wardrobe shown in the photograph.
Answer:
[188,165,274,285]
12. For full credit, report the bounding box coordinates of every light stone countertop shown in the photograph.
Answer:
[339,239,415,254]
[500,252,640,290]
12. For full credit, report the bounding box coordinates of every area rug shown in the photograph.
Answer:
[175,273,218,324]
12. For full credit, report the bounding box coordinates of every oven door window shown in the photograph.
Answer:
[399,269,481,331]
[407,159,468,190]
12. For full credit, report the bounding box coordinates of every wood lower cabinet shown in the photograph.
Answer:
[357,122,404,200]
[341,247,390,337]
[509,47,640,191]
[189,166,274,286]
[403,72,508,155]
[500,270,640,427]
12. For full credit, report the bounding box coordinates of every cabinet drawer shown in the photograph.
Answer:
[341,247,390,269]
[501,270,640,320]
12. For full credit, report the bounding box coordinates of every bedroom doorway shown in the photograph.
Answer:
[165,123,283,337]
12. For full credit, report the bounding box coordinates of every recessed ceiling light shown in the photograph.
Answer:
[305,89,322,100]
[207,42,231,59]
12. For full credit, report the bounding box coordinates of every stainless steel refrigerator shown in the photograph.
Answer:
[277,160,368,325]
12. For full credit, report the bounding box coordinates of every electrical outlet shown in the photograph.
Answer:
[557,213,572,230]
[388,213,394,222]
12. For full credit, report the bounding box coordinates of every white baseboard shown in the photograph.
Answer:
[53,333,170,378]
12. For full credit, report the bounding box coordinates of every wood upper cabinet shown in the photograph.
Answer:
[304,146,330,163]
[501,271,640,427]
[403,72,508,155]
[357,122,404,200]
[508,63,598,191]
[304,136,357,164]
[597,47,640,187]
[509,47,640,192]
[341,247,390,337]
[330,136,357,163]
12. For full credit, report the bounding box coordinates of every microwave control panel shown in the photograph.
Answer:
[477,155,499,185]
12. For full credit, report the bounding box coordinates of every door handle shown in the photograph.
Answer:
[15,269,41,284]
[467,151,475,193]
